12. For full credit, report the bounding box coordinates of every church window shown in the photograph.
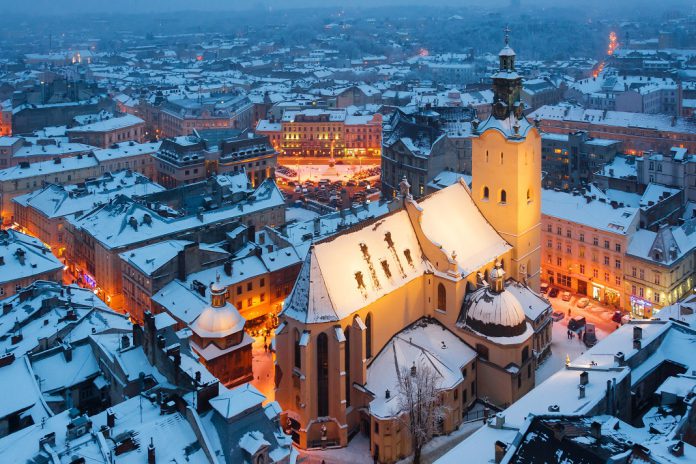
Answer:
[317,333,329,417]
[500,152,504,164]
[345,327,351,407]
[485,150,489,163]
[437,283,447,311]
[500,190,507,204]
[365,313,373,358]
[526,189,531,203]
[294,329,301,370]
[482,186,489,200]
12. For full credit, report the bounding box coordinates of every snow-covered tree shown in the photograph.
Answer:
[397,361,447,464]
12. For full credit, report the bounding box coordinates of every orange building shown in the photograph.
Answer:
[256,109,382,158]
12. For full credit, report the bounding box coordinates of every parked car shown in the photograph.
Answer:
[561,291,572,301]
[540,282,549,294]
[583,323,597,347]
[548,287,559,298]
[568,315,586,331]
[576,297,590,308]
[551,311,565,322]
[612,311,624,324]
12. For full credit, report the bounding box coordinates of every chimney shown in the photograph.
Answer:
[494,413,505,429]
[494,440,507,464]
[148,438,156,464]
[578,384,586,399]
[385,389,390,399]
[0,352,15,367]
[670,441,684,457]
[63,343,72,362]
[633,326,642,340]
[580,371,589,386]
[177,249,187,282]
[223,260,232,277]
[128,216,138,231]
[2,303,12,315]
[633,339,642,350]
[614,351,625,366]
[106,408,116,428]
[590,421,601,440]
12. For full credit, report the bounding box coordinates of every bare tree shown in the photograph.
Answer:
[396,361,446,464]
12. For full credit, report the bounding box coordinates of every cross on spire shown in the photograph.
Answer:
[504,25,511,45]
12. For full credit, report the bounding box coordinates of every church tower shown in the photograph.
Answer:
[471,28,542,291]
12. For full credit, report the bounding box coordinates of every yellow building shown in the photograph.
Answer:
[275,36,548,463]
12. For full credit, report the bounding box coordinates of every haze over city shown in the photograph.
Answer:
[0,1,694,463]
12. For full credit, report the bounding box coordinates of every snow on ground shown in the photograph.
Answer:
[536,316,609,384]
[250,336,275,404]
[277,163,379,182]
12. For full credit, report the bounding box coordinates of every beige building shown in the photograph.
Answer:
[624,222,696,318]
[275,39,549,463]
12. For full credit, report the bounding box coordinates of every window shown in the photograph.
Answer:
[632,267,637,277]
[557,227,562,236]
[604,272,610,282]
[566,229,571,238]
[615,259,621,269]
[593,237,599,246]
[579,264,585,274]
[527,189,531,202]
[260,293,265,302]
[593,269,599,278]
[437,283,447,311]
[654,273,661,285]
[500,190,507,204]
[615,243,621,252]
[579,233,585,242]
[654,292,661,303]
[247,282,253,291]
[556,257,562,266]
[317,333,329,417]
[604,240,610,249]
[482,186,489,200]
[604,256,610,265]
[345,327,351,407]
[547,224,552,233]
[547,240,552,248]
[260,278,265,287]
[294,329,301,369]
[631,285,637,295]
[247,297,252,307]
[365,313,373,358]
[500,152,504,164]
[615,276,621,286]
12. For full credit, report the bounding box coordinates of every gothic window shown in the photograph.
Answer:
[344,327,351,407]
[500,189,507,204]
[294,329,301,370]
[365,313,373,359]
[437,283,447,311]
[482,186,489,200]
[317,332,329,417]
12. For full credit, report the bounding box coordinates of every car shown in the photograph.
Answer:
[611,311,624,324]
[583,323,597,347]
[548,287,559,298]
[561,291,572,301]
[294,186,302,193]
[540,282,549,294]
[551,311,565,322]
[346,181,357,187]
[568,316,586,331]
[576,297,590,308]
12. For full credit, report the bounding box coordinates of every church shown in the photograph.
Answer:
[275,36,552,463]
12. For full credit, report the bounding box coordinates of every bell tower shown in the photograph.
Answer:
[471,28,542,291]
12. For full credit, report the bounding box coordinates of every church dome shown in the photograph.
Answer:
[192,304,245,339]
[464,287,527,338]
[499,45,516,57]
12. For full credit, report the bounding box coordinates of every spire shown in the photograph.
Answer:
[504,24,511,46]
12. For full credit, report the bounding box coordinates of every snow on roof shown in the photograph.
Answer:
[31,343,100,394]
[239,430,271,455]
[15,170,164,220]
[120,240,193,276]
[366,319,476,419]
[210,383,265,419]
[67,114,144,133]
[541,189,638,235]
[639,183,680,209]
[427,171,472,192]
[283,209,428,324]
[655,375,695,398]
[0,229,63,285]
[91,141,161,162]
[419,181,511,276]
[596,155,636,179]
[0,154,98,181]
[70,179,284,250]
[437,321,696,464]
[0,356,51,422]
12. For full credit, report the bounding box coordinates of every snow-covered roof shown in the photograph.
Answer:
[541,189,638,235]
[210,383,265,419]
[0,229,63,285]
[67,113,144,133]
[366,319,476,419]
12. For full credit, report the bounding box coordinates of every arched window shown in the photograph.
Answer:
[317,332,329,417]
[500,190,507,204]
[344,327,351,407]
[482,186,489,200]
[500,152,504,164]
[485,150,489,163]
[437,283,447,311]
[365,313,373,359]
[294,329,301,370]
